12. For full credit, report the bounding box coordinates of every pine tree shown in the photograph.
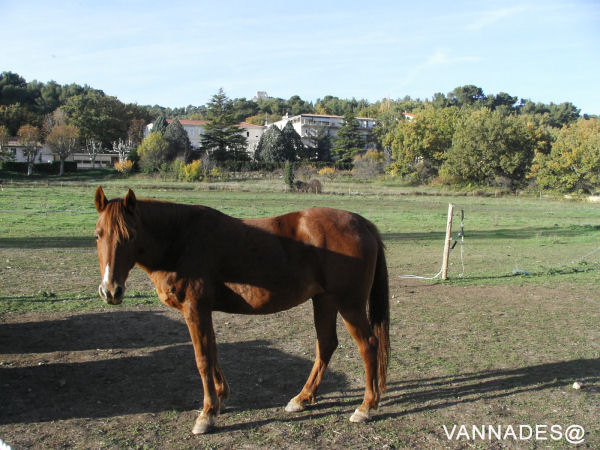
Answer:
[254,125,286,162]
[152,115,168,134]
[201,89,248,161]
[284,161,295,190]
[307,125,332,161]
[281,121,304,161]
[332,111,364,163]
[163,118,191,161]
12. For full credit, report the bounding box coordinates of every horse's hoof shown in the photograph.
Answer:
[284,399,305,413]
[349,408,370,423]
[192,414,215,434]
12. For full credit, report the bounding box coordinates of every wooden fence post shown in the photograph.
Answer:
[442,203,454,280]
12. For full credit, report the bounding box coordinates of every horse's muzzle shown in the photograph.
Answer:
[98,284,124,305]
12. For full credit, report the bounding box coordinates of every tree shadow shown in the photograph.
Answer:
[209,358,600,434]
[382,224,600,244]
[0,236,94,249]
[374,358,600,420]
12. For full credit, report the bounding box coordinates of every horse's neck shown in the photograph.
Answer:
[136,201,190,270]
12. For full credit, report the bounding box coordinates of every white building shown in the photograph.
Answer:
[144,119,266,157]
[271,113,377,149]
[144,119,208,149]
[4,139,54,164]
[238,121,266,154]
[69,152,119,168]
[4,139,117,169]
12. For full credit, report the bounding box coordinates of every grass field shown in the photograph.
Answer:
[1,175,599,448]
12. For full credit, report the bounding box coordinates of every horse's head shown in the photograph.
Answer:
[94,186,138,305]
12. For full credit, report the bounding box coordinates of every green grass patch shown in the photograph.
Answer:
[1,177,600,313]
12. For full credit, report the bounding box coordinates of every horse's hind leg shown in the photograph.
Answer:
[285,294,338,412]
[213,362,230,412]
[339,305,380,422]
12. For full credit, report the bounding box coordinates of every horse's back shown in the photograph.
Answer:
[247,207,377,254]
[249,207,380,295]
[205,206,382,313]
[301,207,379,253]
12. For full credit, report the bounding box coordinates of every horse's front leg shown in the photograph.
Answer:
[183,302,220,434]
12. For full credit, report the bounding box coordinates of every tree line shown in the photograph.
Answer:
[1,71,599,193]
[0,71,151,175]
[381,94,598,193]
[120,87,372,172]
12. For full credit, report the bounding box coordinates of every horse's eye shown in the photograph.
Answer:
[95,233,100,241]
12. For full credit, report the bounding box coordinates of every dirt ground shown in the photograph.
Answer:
[1,281,599,449]
[0,302,361,449]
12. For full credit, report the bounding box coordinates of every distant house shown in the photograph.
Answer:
[238,122,265,154]
[403,112,415,120]
[144,119,208,149]
[271,113,377,149]
[144,119,266,158]
[5,138,54,164]
[69,152,119,168]
[4,137,117,169]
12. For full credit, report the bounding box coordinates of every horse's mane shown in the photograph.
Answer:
[102,199,137,243]
[103,198,213,243]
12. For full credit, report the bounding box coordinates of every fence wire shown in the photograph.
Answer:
[399,204,600,281]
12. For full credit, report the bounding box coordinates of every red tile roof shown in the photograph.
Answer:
[167,119,209,125]
[164,119,263,128]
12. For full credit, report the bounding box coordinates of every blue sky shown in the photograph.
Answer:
[3,0,599,114]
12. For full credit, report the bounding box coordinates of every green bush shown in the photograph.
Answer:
[284,161,295,189]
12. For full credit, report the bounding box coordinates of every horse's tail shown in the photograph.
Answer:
[367,226,390,394]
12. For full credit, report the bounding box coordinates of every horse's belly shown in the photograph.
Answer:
[218,281,321,314]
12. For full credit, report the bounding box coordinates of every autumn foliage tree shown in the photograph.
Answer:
[46,124,79,175]
[0,124,10,161]
[529,118,600,193]
[137,132,170,172]
[17,124,42,175]
[383,106,459,179]
[440,108,537,188]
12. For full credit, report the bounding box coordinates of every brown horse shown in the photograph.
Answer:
[94,186,390,434]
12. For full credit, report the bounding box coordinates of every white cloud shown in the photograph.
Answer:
[399,49,480,87]
[465,6,529,31]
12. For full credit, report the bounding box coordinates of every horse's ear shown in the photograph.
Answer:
[95,186,107,212]
[123,189,136,212]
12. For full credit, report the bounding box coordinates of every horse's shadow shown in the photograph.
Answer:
[213,357,600,433]
[0,310,347,425]
[2,310,598,428]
